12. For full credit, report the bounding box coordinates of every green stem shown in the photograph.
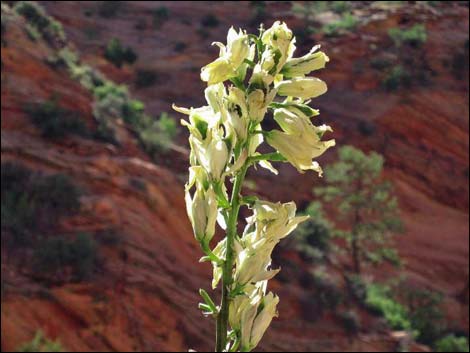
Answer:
[216,163,249,352]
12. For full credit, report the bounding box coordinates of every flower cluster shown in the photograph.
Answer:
[174,22,335,352]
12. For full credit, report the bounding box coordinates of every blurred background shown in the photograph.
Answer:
[1,1,469,352]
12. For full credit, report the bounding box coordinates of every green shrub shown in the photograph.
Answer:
[1,163,36,247]
[365,283,411,331]
[388,24,427,48]
[97,1,122,18]
[104,38,137,68]
[366,247,401,267]
[152,6,169,29]
[346,274,367,301]
[322,13,358,37]
[435,335,470,352]
[14,1,65,44]
[96,229,123,246]
[297,270,343,321]
[92,81,177,155]
[450,40,469,79]
[25,98,88,139]
[174,41,187,53]
[295,220,331,262]
[201,14,219,28]
[17,331,63,352]
[1,10,7,47]
[382,65,411,91]
[357,120,376,137]
[338,310,361,335]
[370,57,392,70]
[93,81,133,122]
[69,63,106,91]
[34,233,97,280]
[1,163,81,249]
[47,47,80,70]
[294,202,332,263]
[138,112,178,155]
[404,288,446,345]
[135,69,159,88]
[310,270,343,311]
[330,1,352,14]
[24,23,40,41]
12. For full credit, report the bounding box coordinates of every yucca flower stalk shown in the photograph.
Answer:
[173,22,335,352]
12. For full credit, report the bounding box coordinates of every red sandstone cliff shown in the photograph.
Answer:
[1,1,468,352]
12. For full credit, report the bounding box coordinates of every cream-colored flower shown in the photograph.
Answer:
[225,27,251,68]
[247,89,276,123]
[201,57,236,86]
[229,283,259,332]
[244,200,309,247]
[179,105,229,180]
[185,167,218,244]
[276,77,327,100]
[190,128,229,181]
[247,89,267,123]
[282,45,329,78]
[248,292,279,350]
[234,241,279,285]
[231,284,279,352]
[201,27,250,85]
[265,108,335,174]
[226,86,249,141]
[261,21,296,73]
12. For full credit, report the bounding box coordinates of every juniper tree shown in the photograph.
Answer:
[315,145,403,274]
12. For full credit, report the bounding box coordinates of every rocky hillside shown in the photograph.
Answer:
[1,1,468,352]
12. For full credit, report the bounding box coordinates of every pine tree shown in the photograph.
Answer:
[315,145,403,274]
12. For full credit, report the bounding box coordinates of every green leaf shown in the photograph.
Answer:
[199,288,218,314]
[241,195,258,206]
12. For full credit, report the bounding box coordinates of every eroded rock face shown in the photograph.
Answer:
[1,1,468,352]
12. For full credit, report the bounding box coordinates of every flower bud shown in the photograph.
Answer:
[261,21,296,73]
[185,180,218,245]
[248,293,279,349]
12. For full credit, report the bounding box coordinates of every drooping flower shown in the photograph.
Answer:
[248,292,279,350]
[201,27,251,85]
[266,108,335,174]
[230,283,279,352]
[276,77,327,100]
[234,240,279,286]
[282,45,329,78]
[243,200,309,247]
